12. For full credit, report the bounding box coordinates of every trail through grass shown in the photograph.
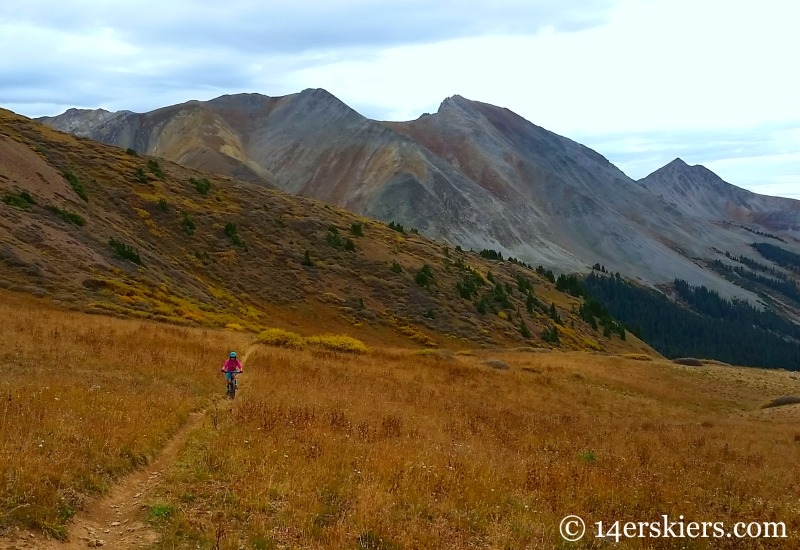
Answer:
[2,292,800,549]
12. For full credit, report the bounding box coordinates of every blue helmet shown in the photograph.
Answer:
[229,351,237,358]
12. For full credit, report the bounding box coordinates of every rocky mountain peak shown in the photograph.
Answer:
[292,87,365,121]
[665,157,688,168]
[437,94,479,116]
[644,157,724,189]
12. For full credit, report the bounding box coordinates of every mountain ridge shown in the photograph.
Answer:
[37,90,800,306]
[4,107,649,353]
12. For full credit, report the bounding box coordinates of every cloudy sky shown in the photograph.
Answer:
[2,0,799,198]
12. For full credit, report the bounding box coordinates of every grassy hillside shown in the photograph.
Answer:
[1,292,800,548]
[0,108,643,354]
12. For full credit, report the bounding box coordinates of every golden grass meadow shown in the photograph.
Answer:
[2,290,800,549]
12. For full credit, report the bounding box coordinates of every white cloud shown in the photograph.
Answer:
[1,0,799,198]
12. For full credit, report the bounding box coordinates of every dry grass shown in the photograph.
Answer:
[0,291,249,538]
[3,293,800,548]
[153,349,800,549]
[621,353,653,361]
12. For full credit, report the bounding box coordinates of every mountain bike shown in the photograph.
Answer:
[223,370,242,400]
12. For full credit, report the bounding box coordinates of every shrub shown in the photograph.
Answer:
[133,167,149,184]
[2,191,36,210]
[180,212,196,235]
[536,265,556,283]
[326,227,355,251]
[350,223,363,237]
[492,283,512,308]
[474,296,491,315]
[672,357,703,366]
[480,249,503,261]
[224,222,246,249]
[549,302,561,324]
[455,270,485,299]
[388,221,405,234]
[190,177,211,195]
[579,450,597,464]
[156,198,169,212]
[148,504,176,520]
[519,321,531,338]
[194,250,213,265]
[526,291,546,314]
[45,205,85,226]
[62,171,88,201]
[516,275,533,293]
[147,159,165,179]
[125,148,138,156]
[762,396,800,409]
[415,264,434,287]
[108,237,142,265]
[258,328,305,349]
[302,250,314,266]
[390,260,403,273]
[542,325,560,344]
[306,334,368,354]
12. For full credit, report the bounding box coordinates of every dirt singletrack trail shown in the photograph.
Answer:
[1,343,260,550]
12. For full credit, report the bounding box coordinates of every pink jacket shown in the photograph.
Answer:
[222,358,243,372]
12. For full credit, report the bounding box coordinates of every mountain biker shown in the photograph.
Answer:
[221,351,243,388]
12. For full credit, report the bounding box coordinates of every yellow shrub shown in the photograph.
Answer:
[410,331,438,347]
[306,334,368,354]
[145,219,163,237]
[225,323,245,332]
[258,328,305,349]
[180,310,205,323]
[241,306,261,319]
[582,337,603,351]
[497,311,508,320]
